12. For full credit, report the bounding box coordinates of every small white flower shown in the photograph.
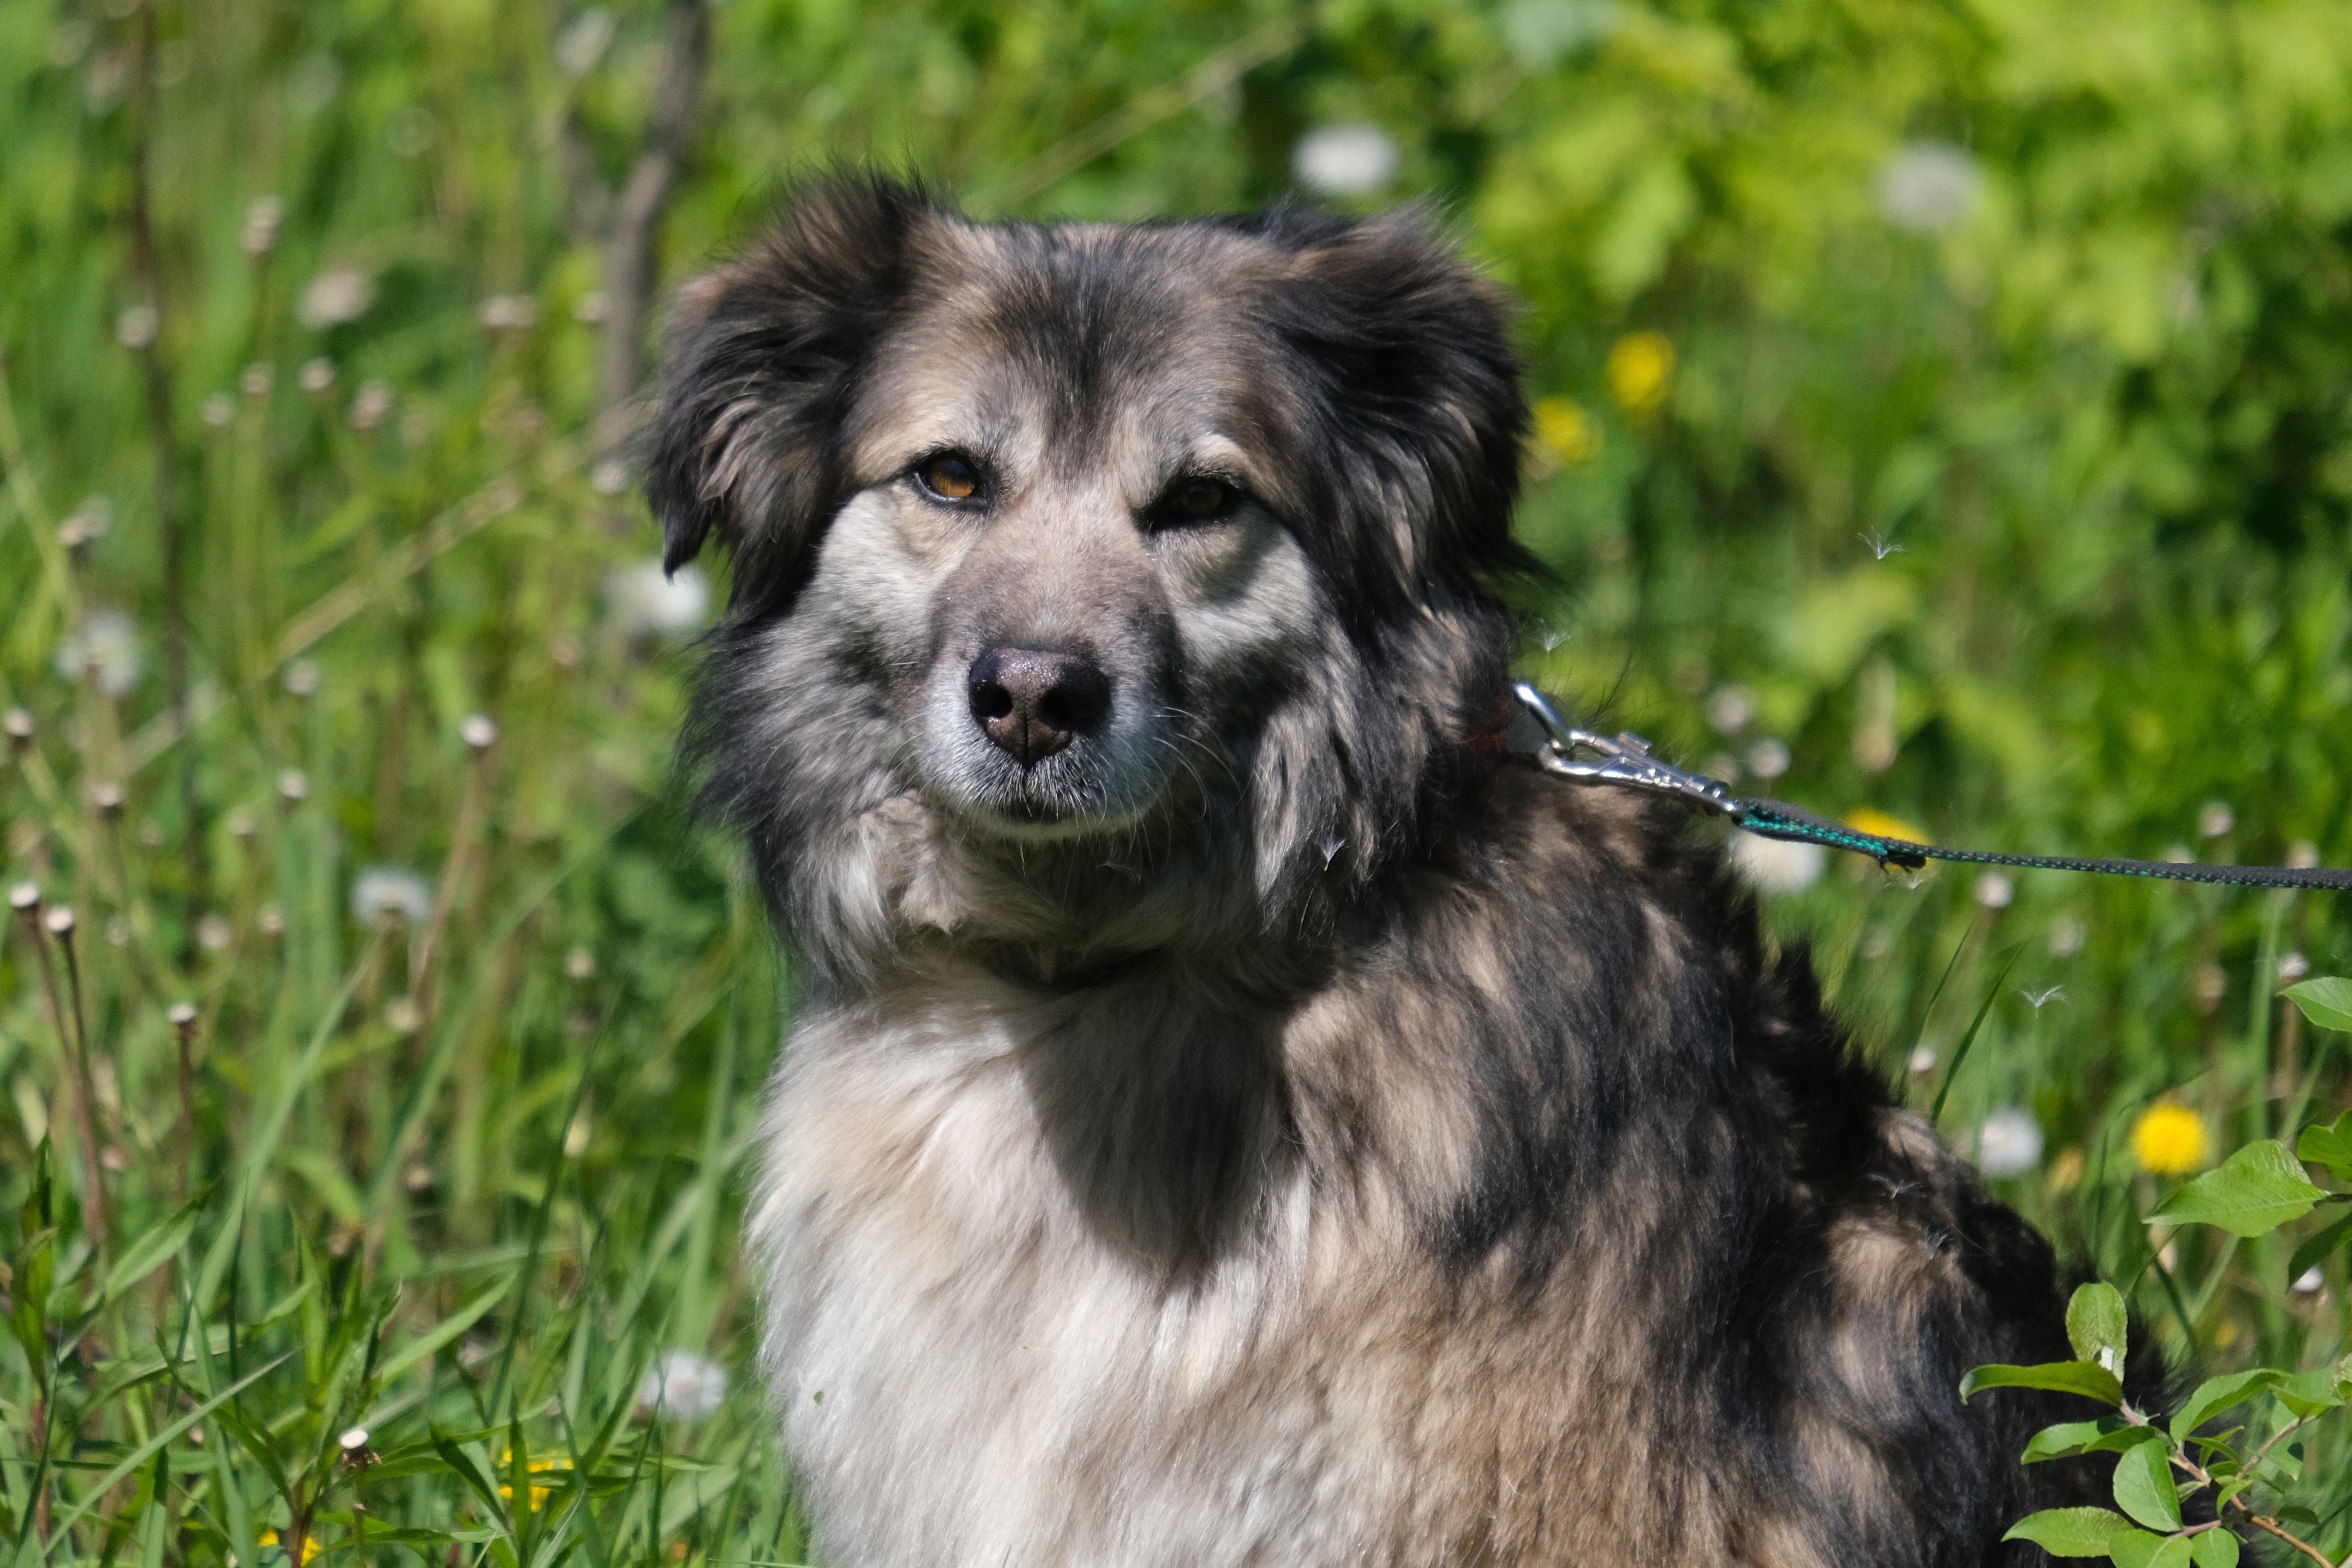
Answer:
[56,610,143,696]
[1728,831,1824,895]
[2294,1265,2325,1294]
[1973,872,2014,910]
[1973,1106,2044,1177]
[460,713,498,750]
[352,866,433,925]
[1293,124,1400,197]
[1877,142,1981,234]
[607,559,711,636]
[299,268,376,329]
[637,1351,728,1421]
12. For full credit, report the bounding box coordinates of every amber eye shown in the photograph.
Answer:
[1155,476,1238,526]
[916,452,983,502]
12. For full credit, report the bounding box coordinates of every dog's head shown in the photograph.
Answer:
[649,178,1529,968]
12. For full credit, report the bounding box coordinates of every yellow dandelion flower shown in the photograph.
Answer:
[1845,808,1928,848]
[496,1455,572,1511]
[257,1531,319,1566]
[2131,1102,2210,1176]
[1605,332,1674,417]
[1531,396,1601,468]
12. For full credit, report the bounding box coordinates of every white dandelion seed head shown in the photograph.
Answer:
[1973,1106,2044,1177]
[1877,141,1982,234]
[299,268,376,329]
[637,1351,728,1422]
[1906,1044,1937,1076]
[2294,1265,2325,1294]
[556,8,616,74]
[116,302,159,349]
[1746,737,1790,781]
[338,1427,369,1451]
[607,559,711,636]
[56,611,143,696]
[1974,872,2014,909]
[2049,915,2086,958]
[2280,951,2311,984]
[352,866,433,925]
[479,294,539,332]
[349,382,393,432]
[1293,123,1400,197]
[1728,831,1825,895]
[1705,684,1755,735]
[2198,800,2234,839]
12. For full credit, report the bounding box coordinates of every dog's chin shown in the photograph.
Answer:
[926,758,1163,845]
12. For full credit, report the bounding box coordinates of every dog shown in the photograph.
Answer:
[645,177,2144,1566]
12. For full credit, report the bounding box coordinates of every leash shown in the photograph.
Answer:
[1510,683,2352,893]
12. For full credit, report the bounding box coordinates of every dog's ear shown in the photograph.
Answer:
[1249,206,1531,619]
[644,176,933,609]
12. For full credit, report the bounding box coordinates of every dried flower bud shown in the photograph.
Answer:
[168,1001,199,1032]
[564,946,596,981]
[258,903,286,937]
[43,904,75,936]
[89,780,124,816]
[240,362,273,400]
[278,769,309,803]
[2288,841,2321,870]
[4,708,32,744]
[299,357,336,396]
[284,660,320,697]
[228,808,257,839]
[8,881,38,912]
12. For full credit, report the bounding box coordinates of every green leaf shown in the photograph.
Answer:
[2274,1366,2347,1419]
[2288,1205,2352,1282]
[376,1273,513,1382]
[2284,977,2352,1034]
[1962,1360,2126,1406]
[2003,1507,2134,1555]
[2189,1530,2240,1568]
[95,1190,209,1309]
[2170,1369,2286,1442]
[2148,1140,2327,1237]
[2295,1110,2352,1183]
[2112,1437,2182,1532]
[2067,1282,2129,1375]
[2107,1527,2166,1568]
[2024,1418,2133,1463]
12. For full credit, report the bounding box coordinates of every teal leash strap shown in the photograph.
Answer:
[1510,683,2352,894]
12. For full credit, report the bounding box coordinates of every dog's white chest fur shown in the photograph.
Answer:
[750,987,1414,1568]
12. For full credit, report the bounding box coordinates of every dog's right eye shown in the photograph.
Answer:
[915,453,984,503]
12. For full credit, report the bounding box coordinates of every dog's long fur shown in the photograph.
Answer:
[648,178,2142,1566]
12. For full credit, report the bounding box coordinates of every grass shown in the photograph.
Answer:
[5,0,2352,1562]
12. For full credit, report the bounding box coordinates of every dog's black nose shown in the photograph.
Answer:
[968,648,1110,767]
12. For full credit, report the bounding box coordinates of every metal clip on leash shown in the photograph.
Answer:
[1510,682,2352,892]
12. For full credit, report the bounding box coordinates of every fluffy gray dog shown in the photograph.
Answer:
[645,177,2139,1567]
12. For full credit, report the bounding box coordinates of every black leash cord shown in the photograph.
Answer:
[1510,683,2352,893]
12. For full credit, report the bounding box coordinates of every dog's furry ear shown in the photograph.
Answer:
[1248,206,1532,619]
[644,176,933,608]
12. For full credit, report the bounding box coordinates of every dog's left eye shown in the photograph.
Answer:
[1151,476,1241,527]
[915,452,985,503]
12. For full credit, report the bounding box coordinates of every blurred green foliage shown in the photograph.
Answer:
[3,0,2352,1561]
